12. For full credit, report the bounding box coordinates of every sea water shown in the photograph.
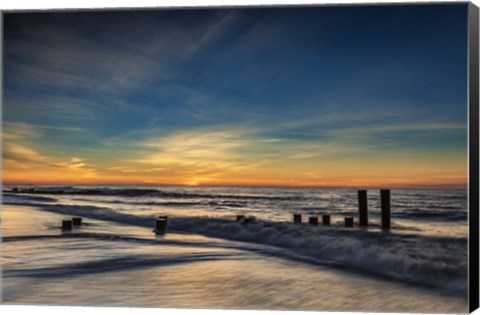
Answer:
[1,185,469,312]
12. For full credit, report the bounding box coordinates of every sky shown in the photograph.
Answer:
[2,4,469,188]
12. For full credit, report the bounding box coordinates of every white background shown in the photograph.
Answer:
[0,1,479,315]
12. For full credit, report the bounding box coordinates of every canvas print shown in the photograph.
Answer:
[1,2,479,313]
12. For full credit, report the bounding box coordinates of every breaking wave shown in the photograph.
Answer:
[3,197,468,295]
[4,186,304,201]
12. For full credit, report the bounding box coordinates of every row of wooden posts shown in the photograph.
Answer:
[292,189,391,229]
[154,189,391,235]
[61,217,83,230]
[58,188,389,235]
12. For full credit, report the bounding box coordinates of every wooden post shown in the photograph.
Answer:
[381,189,391,229]
[345,217,354,227]
[155,219,166,234]
[158,215,168,226]
[62,220,72,230]
[322,214,331,225]
[293,214,302,224]
[72,217,82,226]
[309,216,318,225]
[236,215,245,222]
[358,190,368,226]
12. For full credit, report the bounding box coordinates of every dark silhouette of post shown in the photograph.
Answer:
[309,216,318,225]
[322,214,330,225]
[381,189,391,229]
[345,217,354,227]
[242,217,252,224]
[158,215,168,226]
[62,220,72,230]
[236,215,245,222]
[358,190,368,226]
[293,214,302,224]
[72,217,82,226]
[155,218,166,234]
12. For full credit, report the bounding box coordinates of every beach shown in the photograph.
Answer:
[1,186,469,312]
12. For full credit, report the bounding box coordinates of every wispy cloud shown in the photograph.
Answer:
[2,121,98,182]
[133,128,257,171]
[52,157,94,170]
[3,142,47,167]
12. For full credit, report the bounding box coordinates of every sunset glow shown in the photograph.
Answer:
[2,6,468,188]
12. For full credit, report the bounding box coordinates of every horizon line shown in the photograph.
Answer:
[1,181,468,190]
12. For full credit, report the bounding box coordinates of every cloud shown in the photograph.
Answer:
[2,142,47,167]
[126,120,466,174]
[4,11,237,96]
[51,157,95,170]
[134,128,253,169]
[329,122,466,137]
[2,122,48,167]
[3,121,85,136]
[2,121,97,180]
[2,121,43,140]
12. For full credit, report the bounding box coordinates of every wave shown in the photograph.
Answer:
[399,210,467,221]
[2,193,58,203]
[3,198,467,295]
[70,197,247,209]
[5,186,304,201]
[3,252,243,279]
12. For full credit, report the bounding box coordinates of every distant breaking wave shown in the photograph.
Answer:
[4,186,304,201]
[3,185,468,222]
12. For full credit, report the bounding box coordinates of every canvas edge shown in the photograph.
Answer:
[0,1,472,15]
[0,1,477,313]
[469,1,480,313]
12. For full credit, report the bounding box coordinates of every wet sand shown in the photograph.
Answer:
[1,205,469,313]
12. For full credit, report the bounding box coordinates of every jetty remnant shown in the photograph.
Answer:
[72,217,82,226]
[381,189,391,229]
[155,218,166,234]
[62,220,73,230]
[345,217,354,227]
[322,214,331,225]
[358,190,368,226]
[293,214,302,224]
[158,215,168,227]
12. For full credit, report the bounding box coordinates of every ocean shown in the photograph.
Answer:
[1,185,469,312]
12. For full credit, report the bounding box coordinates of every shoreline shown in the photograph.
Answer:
[1,204,469,313]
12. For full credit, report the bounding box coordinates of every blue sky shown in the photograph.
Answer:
[2,4,469,186]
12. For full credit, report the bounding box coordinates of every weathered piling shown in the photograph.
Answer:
[242,217,253,224]
[309,216,318,225]
[236,215,245,222]
[155,219,166,234]
[322,214,331,225]
[72,217,82,226]
[345,217,354,227]
[158,215,168,226]
[293,214,302,224]
[62,220,73,230]
[381,189,391,229]
[358,190,368,226]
